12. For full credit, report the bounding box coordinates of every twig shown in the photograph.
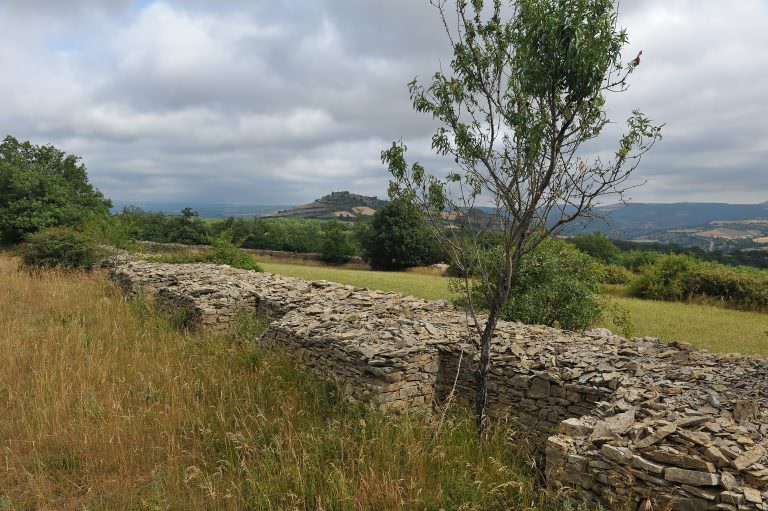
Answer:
[434,345,464,440]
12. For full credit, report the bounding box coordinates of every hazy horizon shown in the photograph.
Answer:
[110,195,768,211]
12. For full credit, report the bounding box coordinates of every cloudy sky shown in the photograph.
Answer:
[1,0,766,205]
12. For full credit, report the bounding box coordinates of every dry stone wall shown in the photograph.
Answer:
[111,259,768,510]
[135,240,367,265]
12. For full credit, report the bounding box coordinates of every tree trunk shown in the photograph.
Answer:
[474,306,500,432]
[473,253,518,432]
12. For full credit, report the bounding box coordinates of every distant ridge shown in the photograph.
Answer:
[562,201,768,251]
[267,191,388,221]
[566,201,768,236]
[111,201,291,219]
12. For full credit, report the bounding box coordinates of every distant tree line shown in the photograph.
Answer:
[4,135,766,319]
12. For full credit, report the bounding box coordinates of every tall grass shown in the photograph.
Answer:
[0,253,571,510]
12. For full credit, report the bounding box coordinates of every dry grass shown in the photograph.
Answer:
[0,253,571,510]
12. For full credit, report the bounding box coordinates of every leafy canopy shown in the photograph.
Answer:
[320,220,355,264]
[0,136,111,243]
[570,232,619,263]
[363,198,443,271]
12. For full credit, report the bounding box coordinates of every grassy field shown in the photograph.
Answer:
[597,295,768,355]
[0,253,568,511]
[261,261,452,301]
[261,261,768,355]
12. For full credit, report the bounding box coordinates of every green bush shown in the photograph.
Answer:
[206,239,263,271]
[631,254,694,301]
[19,227,101,270]
[599,263,635,285]
[569,233,619,263]
[79,215,137,250]
[632,254,768,311]
[320,220,354,264]
[616,249,662,271]
[151,240,263,272]
[456,238,604,331]
[502,239,604,330]
[684,265,768,311]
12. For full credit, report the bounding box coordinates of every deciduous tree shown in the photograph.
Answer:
[0,136,111,243]
[383,0,662,429]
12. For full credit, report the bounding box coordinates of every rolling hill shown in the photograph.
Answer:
[267,191,388,221]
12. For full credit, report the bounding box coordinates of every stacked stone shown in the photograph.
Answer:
[546,336,768,510]
[110,261,446,407]
[135,240,367,265]
[110,259,768,511]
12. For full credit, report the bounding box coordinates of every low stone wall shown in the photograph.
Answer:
[110,259,768,510]
[135,240,367,265]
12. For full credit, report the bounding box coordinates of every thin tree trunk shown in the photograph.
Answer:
[474,252,518,432]
[474,306,500,432]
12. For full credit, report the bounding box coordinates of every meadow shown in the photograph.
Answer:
[0,253,572,511]
[260,261,768,355]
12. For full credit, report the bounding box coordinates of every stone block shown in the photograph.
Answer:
[664,467,720,486]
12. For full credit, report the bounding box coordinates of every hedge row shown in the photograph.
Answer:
[631,254,768,311]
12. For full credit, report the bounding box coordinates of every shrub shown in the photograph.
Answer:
[206,239,263,271]
[19,226,101,270]
[569,232,619,263]
[601,300,636,338]
[78,215,137,250]
[320,220,354,264]
[616,249,662,271]
[150,240,263,272]
[599,263,635,285]
[456,238,604,331]
[631,254,694,301]
[683,265,768,311]
[631,254,768,311]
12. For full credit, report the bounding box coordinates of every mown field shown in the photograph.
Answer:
[0,253,570,511]
[260,261,768,355]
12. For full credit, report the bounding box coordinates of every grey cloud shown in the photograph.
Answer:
[0,0,765,205]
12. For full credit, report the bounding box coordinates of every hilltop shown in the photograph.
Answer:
[267,191,388,221]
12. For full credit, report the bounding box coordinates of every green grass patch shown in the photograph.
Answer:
[261,261,452,300]
[597,295,768,355]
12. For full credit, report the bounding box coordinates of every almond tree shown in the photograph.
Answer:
[382,0,662,430]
